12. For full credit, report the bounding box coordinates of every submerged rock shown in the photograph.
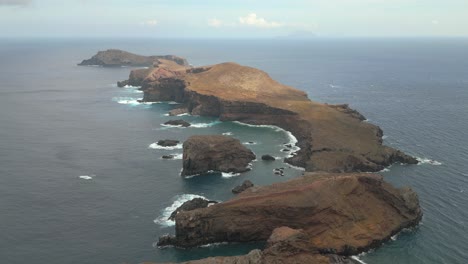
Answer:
[169,108,189,116]
[232,180,254,194]
[168,198,217,221]
[162,155,175,159]
[182,135,256,176]
[164,120,191,127]
[262,154,276,161]
[157,139,180,147]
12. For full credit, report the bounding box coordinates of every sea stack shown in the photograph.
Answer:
[181,135,256,176]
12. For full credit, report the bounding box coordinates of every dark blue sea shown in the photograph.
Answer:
[1,38,467,264]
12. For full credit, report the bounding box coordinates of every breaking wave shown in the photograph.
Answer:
[149,143,183,150]
[153,194,208,227]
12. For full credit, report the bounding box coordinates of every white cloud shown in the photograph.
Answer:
[208,18,223,28]
[432,20,440,25]
[141,19,158,26]
[239,13,282,28]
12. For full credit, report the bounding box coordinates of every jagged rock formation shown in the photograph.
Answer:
[168,198,217,221]
[231,180,254,194]
[163,173,422,252]
[78,49,189,67]
[122,62,417,173]
[182,135,256,176]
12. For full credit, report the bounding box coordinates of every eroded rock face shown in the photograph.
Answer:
[232,180,254,194]
[168,198,217,221]
[166,173,422,253]
[121,62,417,173]
[182,135,256,176]
[78,49,189,67]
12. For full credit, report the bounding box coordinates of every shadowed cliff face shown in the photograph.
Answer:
[125,62,417,173]
[171,173,422,251]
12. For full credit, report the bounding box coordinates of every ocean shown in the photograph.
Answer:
[0,38,467,264]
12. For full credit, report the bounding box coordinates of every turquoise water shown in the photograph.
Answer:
[0,38,467,263]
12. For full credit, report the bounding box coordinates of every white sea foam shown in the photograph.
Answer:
[288,164,306,171]
[199,242,229,248]
[222,132,233,136]
[176,113,190,117]
[153,194,208,227]
[417,157,442,166]
[123,85,142,89]
[351,256,368,264]
[149,143,183,150]
[233,121,301,156]
[221,172,241,178]
[160,124,187,128]
[190,121,221,128]
[79,175,93,180]
[380,168,391,172]
[382,135,388,139]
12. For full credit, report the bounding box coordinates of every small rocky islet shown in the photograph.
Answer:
[80,50,423,263]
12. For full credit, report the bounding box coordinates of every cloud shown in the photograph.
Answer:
[239,13,282,28]
[0,0,31,6]
[208,18,223,28]
[141,19,158,27]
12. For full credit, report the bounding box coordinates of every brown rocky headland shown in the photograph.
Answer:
[157,173,422,262]
[122,61,418,173]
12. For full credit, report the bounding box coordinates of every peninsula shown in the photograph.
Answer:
[121,59,417,173]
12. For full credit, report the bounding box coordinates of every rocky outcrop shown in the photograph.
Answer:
[261,155,276,161]
[164,120,191,127]
[162,173,422,253]
[121,62,417,173]
[182,135,256,176]
[157,139,180,147]
[78,49,189,67]
[168,198,217,221]
[232,180,254,194]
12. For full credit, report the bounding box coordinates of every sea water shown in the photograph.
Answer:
[0,38,467,264]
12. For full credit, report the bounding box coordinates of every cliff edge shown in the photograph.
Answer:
[125,62,417,173]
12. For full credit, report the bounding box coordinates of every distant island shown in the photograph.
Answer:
[78,49,188,67]
[80,50,423,263]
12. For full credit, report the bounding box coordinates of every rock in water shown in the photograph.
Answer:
[157,139,180,147]
[232,180,254,194]
[164,120,191,127]
[261,154,276,161]
[162,155,175,159]
[169,108,189,116]
[168,198,217,221]
[181,135,256,176]
[78,49,189,67]
[166,173,422,252]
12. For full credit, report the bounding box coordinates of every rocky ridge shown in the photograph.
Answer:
[122,61,418,173]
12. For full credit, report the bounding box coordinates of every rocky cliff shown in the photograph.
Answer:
[123,62,417,173]
[161,173,422,254]
[182,135,256,176]
[78,49,189,67]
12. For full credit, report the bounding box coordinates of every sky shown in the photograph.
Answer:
[0,0,467,38]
